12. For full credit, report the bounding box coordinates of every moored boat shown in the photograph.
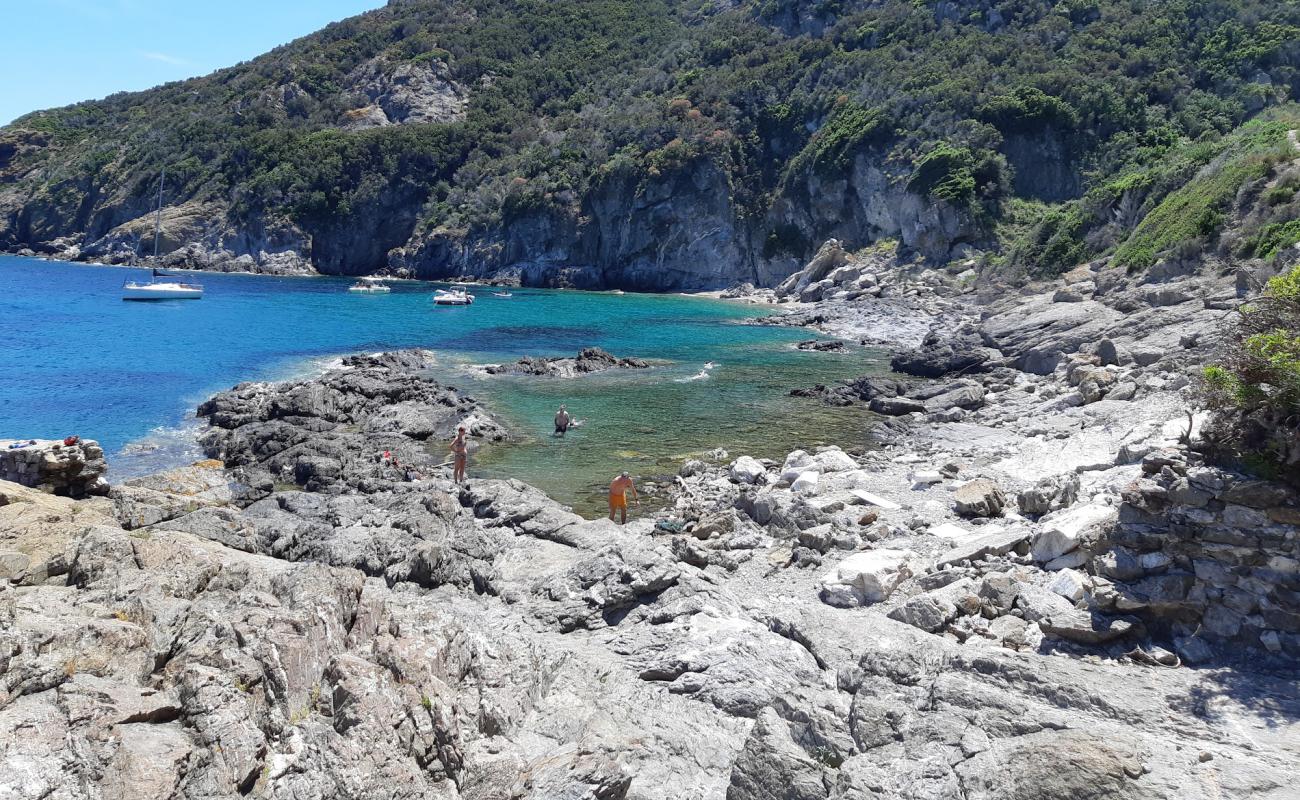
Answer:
[123,271,205,301]
[433,289,474,306]
[122,166,204,301]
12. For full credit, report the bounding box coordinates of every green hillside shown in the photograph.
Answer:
[1,0,1298,286]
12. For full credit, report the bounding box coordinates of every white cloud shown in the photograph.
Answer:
[138,50,190,67]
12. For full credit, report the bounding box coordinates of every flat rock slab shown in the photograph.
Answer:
[850,490,901,510]
[930,522,982,544]
[936,529,1031,568]
[1040,611,1137,644]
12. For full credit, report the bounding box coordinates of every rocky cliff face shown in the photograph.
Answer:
[767,150,983,264]
[381,153,984,291]
[390,156,763,290]
[341,56,468,130]
[1001,130,1082,202]
[0,123,992,289]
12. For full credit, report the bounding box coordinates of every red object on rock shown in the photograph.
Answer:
[63,435,80,446]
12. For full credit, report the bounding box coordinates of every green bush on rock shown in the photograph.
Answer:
[1201,265,1300,482]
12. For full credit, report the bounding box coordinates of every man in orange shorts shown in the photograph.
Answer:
[608,471,638,524]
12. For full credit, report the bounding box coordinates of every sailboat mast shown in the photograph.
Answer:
[152,166,165,260]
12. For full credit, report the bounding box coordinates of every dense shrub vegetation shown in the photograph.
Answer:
[1202,265,1300,483]
[4,0,1300,269]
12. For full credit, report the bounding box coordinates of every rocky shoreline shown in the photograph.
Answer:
[2,245,1298,799]
[5,242,320,277]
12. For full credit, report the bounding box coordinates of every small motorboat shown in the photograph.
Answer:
[492,290,513,298]
[348,276,391,293]
[433,289,474,306]
[123,269,203,300]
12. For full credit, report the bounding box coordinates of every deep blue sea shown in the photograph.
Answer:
[0,256,882,512]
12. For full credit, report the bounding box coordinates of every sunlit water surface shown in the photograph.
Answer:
[0,256,885,514]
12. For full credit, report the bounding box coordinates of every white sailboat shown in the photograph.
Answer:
[122,269,205,300]
[348,276,391,293]
[122,166,203,301]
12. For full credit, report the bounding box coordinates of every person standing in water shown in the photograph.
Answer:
[608,471,638,524]
[554,404,572,437]
[450,426,469,483]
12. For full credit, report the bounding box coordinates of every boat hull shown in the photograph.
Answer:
[433,291,474,306]
[123,284,203,301]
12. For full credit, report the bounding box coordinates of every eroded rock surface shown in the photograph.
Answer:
[4,336,1297,798]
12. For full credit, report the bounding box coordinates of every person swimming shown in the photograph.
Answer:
[554,404,572,437]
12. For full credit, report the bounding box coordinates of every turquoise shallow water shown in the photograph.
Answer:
[0,255,882,513]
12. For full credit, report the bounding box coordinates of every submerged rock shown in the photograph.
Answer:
[796,339,847,352]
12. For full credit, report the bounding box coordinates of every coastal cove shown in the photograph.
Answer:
[0,255,882,513]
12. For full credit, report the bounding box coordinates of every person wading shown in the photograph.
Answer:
[608,471,638,525]
[450,427,469,483]
[554,404,571,437]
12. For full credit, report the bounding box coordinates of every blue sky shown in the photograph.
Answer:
[0,0,386,125]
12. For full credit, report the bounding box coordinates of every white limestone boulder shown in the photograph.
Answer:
[910,468,944,487]
[820,549,918,607]
[780,451,812,483]
[812,447,857,473]
[1047,568,1088,602]
[930,522,983,545]
[1031,503,1117,563]
[782,447,857,480]
[729,456,767,485]
[791,471,820,495]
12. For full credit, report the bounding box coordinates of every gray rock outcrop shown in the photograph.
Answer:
[484,347,649,378]
[341,55,468,129]
[197,350,505,493]
[890,323,994,378]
